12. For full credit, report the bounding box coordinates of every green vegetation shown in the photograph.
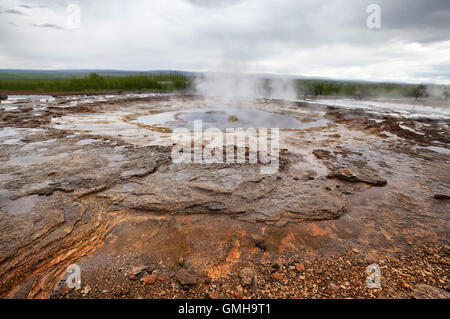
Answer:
[0,72,189,92]
[294,79,434,98]
[0,70,446,98]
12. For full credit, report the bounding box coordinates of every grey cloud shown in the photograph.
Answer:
[185,0,246,8]
[4,9,26,15]
[194,0,450,48]
[378,0,450,27]
[31,23,65,30]
[0,0,448,84]
[369,0,450,43]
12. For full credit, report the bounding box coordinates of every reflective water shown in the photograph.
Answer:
[132,107,329,131]
[425,146,450,155]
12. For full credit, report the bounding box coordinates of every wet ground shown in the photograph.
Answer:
[0,94,448,299]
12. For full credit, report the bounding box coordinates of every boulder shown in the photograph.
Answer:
[330,167,387,186]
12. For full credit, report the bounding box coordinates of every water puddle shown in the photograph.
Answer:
[399,125,425,135]
[77,139,99,146]
[425,146,450,155]
[1,95,55,104]
[0,128,28,145]
[20,139,58,151]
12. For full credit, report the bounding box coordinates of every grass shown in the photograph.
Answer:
[0,72,189,92]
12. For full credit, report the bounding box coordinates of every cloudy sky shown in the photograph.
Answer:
[0,0,449,84]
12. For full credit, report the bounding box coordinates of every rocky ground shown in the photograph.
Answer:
[0,94,448,299]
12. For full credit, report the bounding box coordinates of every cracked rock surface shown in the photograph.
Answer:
[0,94,448,298]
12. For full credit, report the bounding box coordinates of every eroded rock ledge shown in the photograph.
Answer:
[0,133,353,298]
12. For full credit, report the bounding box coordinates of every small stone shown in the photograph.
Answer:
[131,265,150,276]
[399,281,410,289]
[239,267,255,287]
[270,272,283,282]
[295,263,305,272]
[141,274,157,285]
[329,283,339,290]
[128,274,137,280]
[178,257,184,266]
[234,291,243,298]
[175,269,196,286]
[254,238,267,251]
[207,291,221,299]
[56,284,73,298]
[81,285,91,295]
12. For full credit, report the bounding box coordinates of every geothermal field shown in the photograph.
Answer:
[0,93,448,299]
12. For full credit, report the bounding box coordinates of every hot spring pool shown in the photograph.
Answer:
[132,107,329,131]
